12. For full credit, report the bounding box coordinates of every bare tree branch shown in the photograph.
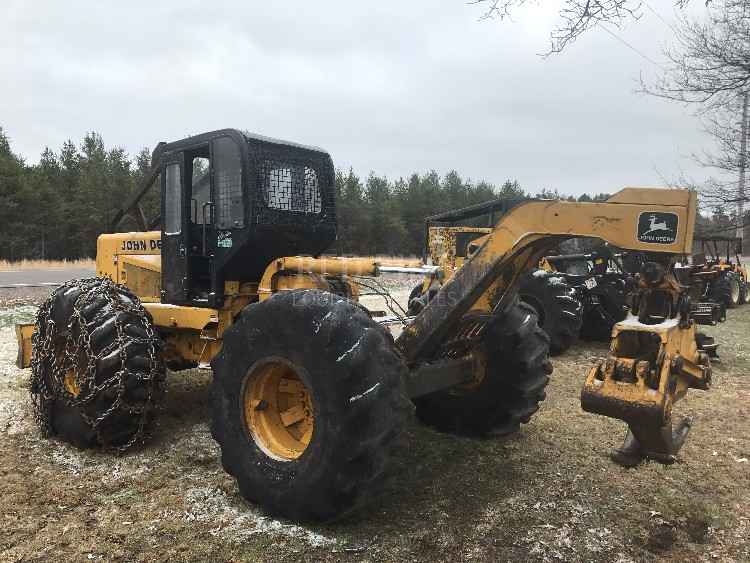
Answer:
[641,0,750,107]
[470,0,649,54]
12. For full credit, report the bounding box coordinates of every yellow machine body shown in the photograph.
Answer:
[16,186,706,464]
[427,225,491,275]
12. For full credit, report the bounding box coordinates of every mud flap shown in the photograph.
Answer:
[15,323,35,369]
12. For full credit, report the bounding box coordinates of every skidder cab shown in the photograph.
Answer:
[106,129,339,308]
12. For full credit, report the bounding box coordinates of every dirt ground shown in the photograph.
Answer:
[0,279,748,562]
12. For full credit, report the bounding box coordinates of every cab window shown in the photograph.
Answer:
[191,156,210,224]
[164,163,182,235]
[213,137,244,228]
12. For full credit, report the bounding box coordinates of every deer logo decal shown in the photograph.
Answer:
[642,214,671,236]
[637,212,678,244]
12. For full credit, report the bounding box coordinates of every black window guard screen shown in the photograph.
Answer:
[258,161,322,214]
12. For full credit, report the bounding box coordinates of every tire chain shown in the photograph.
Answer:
[30,277,165,452]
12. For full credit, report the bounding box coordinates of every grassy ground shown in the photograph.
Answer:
[0,291,747,562]
[0,259,95,272]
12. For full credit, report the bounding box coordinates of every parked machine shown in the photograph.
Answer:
[408,200,583,355]
[678,236,749,309]
[541,246,636,341]
[16,129,712,521]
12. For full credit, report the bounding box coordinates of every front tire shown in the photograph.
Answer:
[413,298,552,436]
[210,290,411,521]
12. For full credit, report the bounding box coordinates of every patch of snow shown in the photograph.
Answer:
[0,396,33,435]
[179,486,337,547]
[51,447,88,476]
[313,311,334,334]
[0,305,38,329]
[616,314,679,330]
[349,382,381,403]
[337,332,366,362]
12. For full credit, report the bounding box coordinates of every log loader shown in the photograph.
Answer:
[16,129,711,521]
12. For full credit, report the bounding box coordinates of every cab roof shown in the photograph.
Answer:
[156,128,330,159]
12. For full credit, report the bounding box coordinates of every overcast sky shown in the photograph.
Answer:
[2,1,717,196]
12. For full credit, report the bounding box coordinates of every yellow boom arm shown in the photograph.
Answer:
[397,187,697,363]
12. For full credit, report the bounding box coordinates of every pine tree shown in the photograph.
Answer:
[0,127,28,260]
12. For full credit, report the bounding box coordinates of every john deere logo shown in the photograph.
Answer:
[637,212,678,244]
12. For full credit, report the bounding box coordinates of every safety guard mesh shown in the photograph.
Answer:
[256,160,322,214]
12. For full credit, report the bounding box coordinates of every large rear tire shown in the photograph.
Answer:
[30,278,165,450]
[413,298,552,436]
[210,289,411,521]
[518,271,583,356]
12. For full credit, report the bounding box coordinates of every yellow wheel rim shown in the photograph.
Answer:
[448,349,487,395]
[242,358,314,461]
[63,368,81,397]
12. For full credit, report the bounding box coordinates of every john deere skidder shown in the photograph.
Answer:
[17,129,712,521]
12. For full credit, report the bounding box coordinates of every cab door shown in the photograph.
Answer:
[161,154,189,303]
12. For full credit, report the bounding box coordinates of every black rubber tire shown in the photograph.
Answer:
[579,276,629,341]
[413,298,552,436]
[709,273,739,309]
[407,281,438,315]
[518,271,583,356]
[739,278,748,305]
[210,289,412,522]
[728,273,741,308]
[30,278,165,450]
[408,282,422,302]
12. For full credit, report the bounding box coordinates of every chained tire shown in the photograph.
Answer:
[579,276,629,341]
[518,271,582,356]
[29,278,165,450]
[710,273,741,309]
[210,289,412,522]
[413,297,552,436]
